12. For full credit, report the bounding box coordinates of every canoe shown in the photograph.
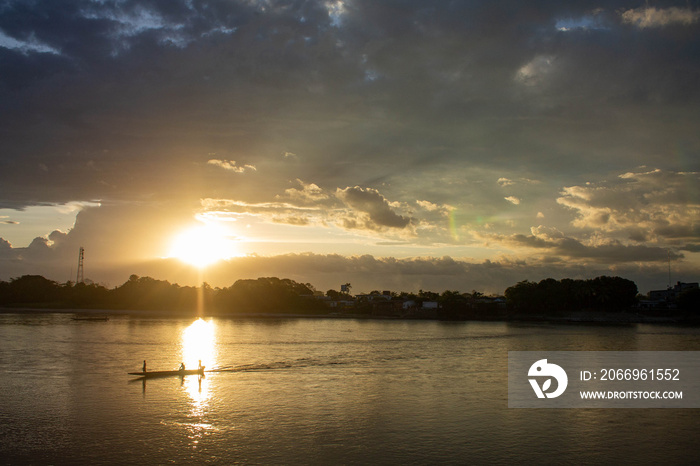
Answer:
[128,368,205,378]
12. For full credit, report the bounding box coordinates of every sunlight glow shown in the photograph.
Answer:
[181,319,215,436]
[168,223,239,267]
[182,318,216,375]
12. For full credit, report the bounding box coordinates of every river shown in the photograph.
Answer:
[1,312,699,464]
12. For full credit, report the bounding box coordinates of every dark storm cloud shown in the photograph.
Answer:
[2,0,700,209]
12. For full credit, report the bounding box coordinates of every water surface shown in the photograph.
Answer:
[1,313,698,464]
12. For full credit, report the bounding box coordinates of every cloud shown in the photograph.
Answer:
[202,180,430,242]
[198,167,691,253]
[0,2,699,294]
[498,177,540,188]
[497,178,514,187]
[204,182,415,235]
[170,252,696,295]
[272,216,310,226]
[1,198,697,295]
[556,11,608,32]
[0,29,61,55]
[557,169,700,246]
[207,159,256,173]
[416,200,446,212]
[2,240,689,296]
[202,179,336,228]
[201,198,322,221]
[621,7,700,29]
[482,228,680,264]
[336,186,411,230]
[515,55,556,86]
[2,0,700,212]
[280,179,331,205]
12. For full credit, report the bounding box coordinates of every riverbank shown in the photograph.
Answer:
[1,306,697,325]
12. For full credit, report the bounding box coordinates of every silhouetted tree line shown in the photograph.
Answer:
[213,277,325,314]
[4,273,695,318]
[504,276,638,314]
[348,289,498,320]
[0,274,324,314]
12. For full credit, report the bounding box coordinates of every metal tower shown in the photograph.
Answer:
[668,249,672,289]
[76,247,84,284]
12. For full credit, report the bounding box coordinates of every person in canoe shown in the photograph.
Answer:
[142,360,147,373]
[179,362,185,371]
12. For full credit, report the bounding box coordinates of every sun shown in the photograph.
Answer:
[168,223,239,268]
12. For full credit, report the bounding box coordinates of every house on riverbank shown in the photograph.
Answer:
[641,282,699,310]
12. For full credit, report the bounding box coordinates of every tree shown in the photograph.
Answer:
[439,290,463,303]
[589,276,637,311]
[63,281,110,308]
[326,289,344,300]
[111,275,197,311]
[418,289,439,301]
[504,276,638,314]
[504,280,537,313]
[214,277,324,314]
[0,275,60,305]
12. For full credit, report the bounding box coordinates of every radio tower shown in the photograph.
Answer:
[76,247,85,284]
[668,249,672,289]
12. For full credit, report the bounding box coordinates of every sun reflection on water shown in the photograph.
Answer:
[181,318,216,403]
[181,318,216,374]
[180,318,217,445]
[183,372,210,407]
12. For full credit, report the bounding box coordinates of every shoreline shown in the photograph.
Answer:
[1,306,696,326]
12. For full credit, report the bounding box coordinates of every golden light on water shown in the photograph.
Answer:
[181,318,216,375]
[181,319,216,413]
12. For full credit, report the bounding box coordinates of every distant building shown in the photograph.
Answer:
[676,282,699,294]
[328,300,355,310]
[355,293,392,302]
[649,282,699,302]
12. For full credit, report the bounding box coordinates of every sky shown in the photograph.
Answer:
[1,0,699,295]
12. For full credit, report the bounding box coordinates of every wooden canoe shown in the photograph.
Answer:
[128,368,205,378]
